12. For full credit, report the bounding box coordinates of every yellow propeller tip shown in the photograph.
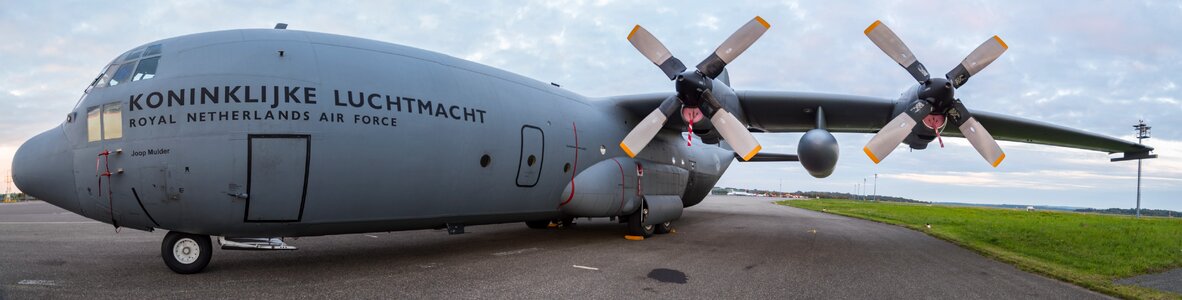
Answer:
[991,153,1006,168]
[741,145,762,161]
[755,16,770,29]
[864,20,883,35]
[992,35,1008,50]
[627,25,641,41]
[863,146,882,164]
[620,142,637,158]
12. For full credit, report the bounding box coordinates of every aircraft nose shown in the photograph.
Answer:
[12,126,79,212]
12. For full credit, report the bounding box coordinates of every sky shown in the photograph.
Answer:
[1,1,1179,209]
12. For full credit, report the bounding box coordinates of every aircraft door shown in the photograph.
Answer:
[245,135,309,222]
[516,125,544,187]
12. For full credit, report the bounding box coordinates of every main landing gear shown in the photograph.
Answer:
[161,231,212,274]
[626,205,674,238]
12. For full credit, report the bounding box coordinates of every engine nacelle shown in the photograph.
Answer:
[560,158,641,217]
[798,129,839,178]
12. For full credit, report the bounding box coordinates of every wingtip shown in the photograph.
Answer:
[863,146,882,164]
[991,152,1006,168]
[864,20,883,35]
[620,142,637,158]
[754,16,770,29]
[627,25,641,41]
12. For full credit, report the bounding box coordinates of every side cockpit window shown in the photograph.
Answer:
[86,102,123,142]
[86,43,163,92]
[86,106,102,142]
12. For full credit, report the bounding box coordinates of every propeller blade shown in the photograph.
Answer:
[863,100,932,163]
[696,16,771,79]
[946,35,1008,88]
[620,96,680,157]
[948,101,1005,167]
[864,20,929,82]
[711,109,762,161]
[628,25,687,80]
[698,92,761,160]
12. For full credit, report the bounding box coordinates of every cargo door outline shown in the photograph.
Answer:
[516,125,544,187]
[245,134,310,222]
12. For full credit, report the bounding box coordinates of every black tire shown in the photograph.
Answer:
[626,206,655,238]
[655,221,673,234]
[161,231,212,274]
[525,220,551,229]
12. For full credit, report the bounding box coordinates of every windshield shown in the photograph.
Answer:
[86,43,163,91]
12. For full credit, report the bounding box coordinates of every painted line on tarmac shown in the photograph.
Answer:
[572,265,599,271]
[492,247,541,256]
[18,279,60,286]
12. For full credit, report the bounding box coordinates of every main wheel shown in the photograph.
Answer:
[626,206,655,238]
[162,231,212,274]
[655,221,673,234]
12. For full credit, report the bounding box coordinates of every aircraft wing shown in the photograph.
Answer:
[736,90,1154,158]
[610,91,1153,158]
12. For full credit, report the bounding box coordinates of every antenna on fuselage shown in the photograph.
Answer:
[274,23,288,30]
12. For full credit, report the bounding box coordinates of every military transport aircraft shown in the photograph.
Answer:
[12,18,1154,274]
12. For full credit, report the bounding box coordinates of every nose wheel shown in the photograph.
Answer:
[162,231,212,274]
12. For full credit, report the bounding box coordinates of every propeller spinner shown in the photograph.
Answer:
[620,16,769,161]
[862,20,1008,167]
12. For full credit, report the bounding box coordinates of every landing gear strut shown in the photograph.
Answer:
[626,205,655,238]
[162,231,212,274]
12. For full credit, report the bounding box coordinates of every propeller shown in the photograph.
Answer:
[862,20,1008,167]
[620,16,769,161]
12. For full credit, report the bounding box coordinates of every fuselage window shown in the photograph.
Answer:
[132,56,159,81]
[108,62,137,87]
[101,103,122,140]
[86,106,102,142]
[86,103,124,142]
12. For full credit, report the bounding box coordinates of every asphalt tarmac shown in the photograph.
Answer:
[0,196,1109,299]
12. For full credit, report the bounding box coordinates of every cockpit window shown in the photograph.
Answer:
[108,62,136,87]
[122,50,143,62]
[142,44,162,56]
[87,43,163,91]
[86,64,114,93]
[132,56,159,81]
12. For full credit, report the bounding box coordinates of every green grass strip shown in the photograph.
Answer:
[779,199,1182,300]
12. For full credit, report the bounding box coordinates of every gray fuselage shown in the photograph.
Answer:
[14,29,734,237]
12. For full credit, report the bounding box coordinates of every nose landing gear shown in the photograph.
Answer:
[161,231,212,274]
